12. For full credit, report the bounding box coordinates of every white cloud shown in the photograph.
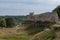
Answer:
[47,0,60,4]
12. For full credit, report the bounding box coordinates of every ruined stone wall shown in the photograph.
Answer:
[28,12,59,22]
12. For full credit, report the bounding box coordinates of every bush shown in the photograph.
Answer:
[31,29,56,40]
[22,20,56,35]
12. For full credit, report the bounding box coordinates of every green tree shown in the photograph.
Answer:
[5,17,15,28]
[0,18,6,28]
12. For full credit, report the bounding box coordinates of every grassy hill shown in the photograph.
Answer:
[53,5,60,18]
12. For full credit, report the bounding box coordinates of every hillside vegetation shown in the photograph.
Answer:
[53,5,60,18]
[0,17,15,28]
[0,5,60,40]
[22,20,56,35]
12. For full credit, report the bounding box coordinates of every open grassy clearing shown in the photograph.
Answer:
[0,31,29,40]
[0,25,29,40]
[4,33,29,40]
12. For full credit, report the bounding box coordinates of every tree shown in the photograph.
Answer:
[0,18,6,28]
[5,17,15,28]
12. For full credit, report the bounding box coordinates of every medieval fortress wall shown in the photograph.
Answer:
[28,12,59,22]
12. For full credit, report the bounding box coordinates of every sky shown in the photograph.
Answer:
[0,0,60,16]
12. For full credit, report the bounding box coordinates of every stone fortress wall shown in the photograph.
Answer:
[28,12,59,22]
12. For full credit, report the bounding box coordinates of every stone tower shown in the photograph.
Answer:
[28,12,35,20]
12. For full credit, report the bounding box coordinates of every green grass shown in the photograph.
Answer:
[6,33,29,40]
[0,32,29,40]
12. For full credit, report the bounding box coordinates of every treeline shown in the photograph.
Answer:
[0,16,27,25]
[0,17,16,28]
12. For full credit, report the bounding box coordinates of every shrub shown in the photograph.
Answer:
[31,29,56,40]
[22,20,56,35]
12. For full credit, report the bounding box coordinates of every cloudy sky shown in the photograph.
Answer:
[0,0,60,15]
